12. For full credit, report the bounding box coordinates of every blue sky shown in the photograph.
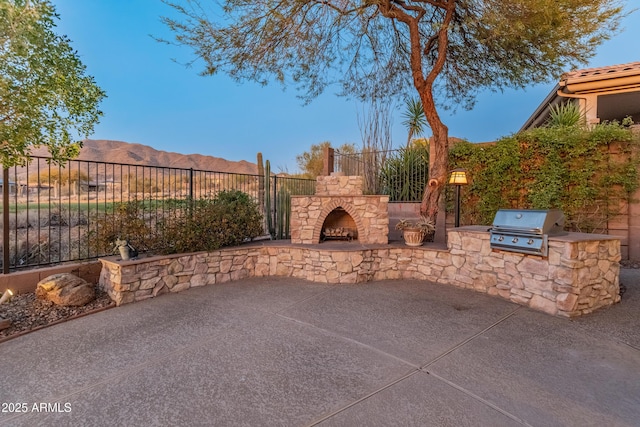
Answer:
[53,0,639,172]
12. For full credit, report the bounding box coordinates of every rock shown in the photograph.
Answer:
[36,273,96,307]
[0,316,11,331]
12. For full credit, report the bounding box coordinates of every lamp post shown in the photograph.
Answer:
[448,168,468,228]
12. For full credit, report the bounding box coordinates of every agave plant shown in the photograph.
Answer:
[395,218,435,233]
[547,101,585,128]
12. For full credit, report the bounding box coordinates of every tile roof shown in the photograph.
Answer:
[562,61,640,81]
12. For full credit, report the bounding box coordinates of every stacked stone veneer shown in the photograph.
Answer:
[447,227,620,316]
[290,175,389,244]
[99,227,621,317]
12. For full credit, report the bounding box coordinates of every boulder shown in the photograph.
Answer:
[36,273,96,307]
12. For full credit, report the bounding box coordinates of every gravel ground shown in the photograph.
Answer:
[0,286,114,342]
[621,260,640,269]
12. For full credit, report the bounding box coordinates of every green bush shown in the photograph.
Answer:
[158,190,263,254]
[449,120,639,232]
[89,191,263,256]
[89,200,155,255]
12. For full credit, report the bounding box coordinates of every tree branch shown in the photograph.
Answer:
[309,0,371,15]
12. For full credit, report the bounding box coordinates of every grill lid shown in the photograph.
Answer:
[491,209,565,236]
[489,209,566,257]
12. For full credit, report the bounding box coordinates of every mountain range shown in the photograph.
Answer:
[80,140,258,174]
[31,139,258,175]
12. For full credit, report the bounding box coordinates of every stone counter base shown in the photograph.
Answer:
[99,228,621,317]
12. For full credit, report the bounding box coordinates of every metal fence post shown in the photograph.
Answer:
[3,168,10,274]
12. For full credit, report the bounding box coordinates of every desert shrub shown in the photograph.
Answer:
[88,200,155,255]
[88,191,262,256]
[158,190,263,254]
[8,231,50,267]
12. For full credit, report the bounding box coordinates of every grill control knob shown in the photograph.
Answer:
[498,236,504,242]
[512,237,519,243]
[527,239,534,245]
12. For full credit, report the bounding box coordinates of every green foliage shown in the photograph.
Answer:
[161,0,623,109]
[264,160,273,237]
[380,146,429,202]
[31,168,90,185]
[1,0,106,167]
[402,97,427,147]
[90,191,263,256]
[275,186,291,239]
[159,190,263,254]
[547,102,585,128]
[162,0,623,223]
[89,201,155,255]
[449,122,639,232]
[295,141,356,179]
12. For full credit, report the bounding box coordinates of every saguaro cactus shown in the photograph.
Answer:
[264,160,274,238]
[276,186,291,239]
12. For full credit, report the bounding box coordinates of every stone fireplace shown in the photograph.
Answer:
[290,175,389,244]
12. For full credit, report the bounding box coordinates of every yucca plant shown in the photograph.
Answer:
[402,97,428,147]
[547,102,586,128]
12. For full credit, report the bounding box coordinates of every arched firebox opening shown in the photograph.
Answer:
[321,206,358,242]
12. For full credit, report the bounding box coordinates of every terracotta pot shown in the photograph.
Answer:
[402,228,425,247]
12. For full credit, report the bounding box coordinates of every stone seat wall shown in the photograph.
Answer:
[99,227,620,317]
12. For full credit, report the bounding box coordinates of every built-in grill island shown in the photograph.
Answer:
[490,209,566,257]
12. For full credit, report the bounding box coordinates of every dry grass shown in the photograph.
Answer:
[1,207,93,269]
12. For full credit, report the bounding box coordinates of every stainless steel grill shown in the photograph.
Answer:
[490,209,565,257]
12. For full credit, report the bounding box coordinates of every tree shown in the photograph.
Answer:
[0,0,106,167]
[31,168,89,185]
[161,0,624,223]
[296,141,356,179]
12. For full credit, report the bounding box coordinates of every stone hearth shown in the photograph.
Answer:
[290,175,389,244]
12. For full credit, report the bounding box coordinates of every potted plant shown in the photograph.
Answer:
[395,218,436,247]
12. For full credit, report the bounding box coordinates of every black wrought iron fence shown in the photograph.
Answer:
[334,147,429,201]
[1,157,315,272]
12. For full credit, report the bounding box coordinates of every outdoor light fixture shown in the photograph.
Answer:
[448,168,468,227]
[448,169,468,185]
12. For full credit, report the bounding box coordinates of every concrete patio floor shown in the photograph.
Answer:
[1,269,639,426]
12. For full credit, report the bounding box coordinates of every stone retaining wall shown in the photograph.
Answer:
[99,227,620,317]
